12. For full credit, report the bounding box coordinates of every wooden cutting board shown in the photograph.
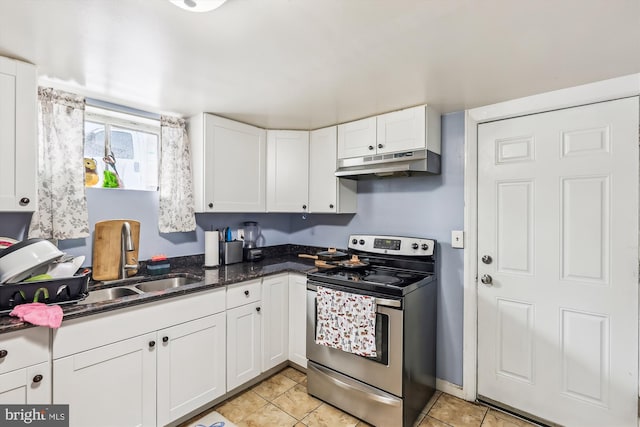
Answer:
[92,220,140,281]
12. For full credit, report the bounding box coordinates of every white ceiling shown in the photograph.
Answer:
[1,0,638,129]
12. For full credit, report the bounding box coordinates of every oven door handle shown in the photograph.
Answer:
[306,282,402,308]
[373,298,401,308]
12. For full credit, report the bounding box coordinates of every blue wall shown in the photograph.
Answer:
[290,111,465,385]
[0,111,465,386]
[57,190,293,263]
[0,192,292,264]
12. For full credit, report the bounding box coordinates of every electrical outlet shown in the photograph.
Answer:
[237,228,244,242]
[452,230,464,248]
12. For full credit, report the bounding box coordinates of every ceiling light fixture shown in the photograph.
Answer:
[169,0,227,13]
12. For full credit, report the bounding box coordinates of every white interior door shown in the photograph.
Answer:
[477,97,639,427]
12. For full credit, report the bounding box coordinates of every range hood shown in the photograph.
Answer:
[335,149,441,179]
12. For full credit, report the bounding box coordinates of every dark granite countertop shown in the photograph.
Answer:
[0,244,330,334]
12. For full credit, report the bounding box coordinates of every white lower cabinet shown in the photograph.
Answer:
[261,274,289,371]
[54,316,227,427]
[288,273,307,368]
[53,332,157,427]
[52,289,226,427]
[5,272,310,426]
[157,313,226,426]
[0,362,50,404]
[226,301,262,391]
[0,327,50,404]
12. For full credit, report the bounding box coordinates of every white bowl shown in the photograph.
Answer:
[0,239,64,283]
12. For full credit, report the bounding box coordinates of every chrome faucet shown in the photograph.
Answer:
[120,221,139,279]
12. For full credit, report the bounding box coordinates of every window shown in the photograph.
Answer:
[84,106,159,191]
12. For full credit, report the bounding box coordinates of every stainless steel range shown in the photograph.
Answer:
[306,234,437,427]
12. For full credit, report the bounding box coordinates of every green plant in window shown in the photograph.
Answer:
[103,170,120,188]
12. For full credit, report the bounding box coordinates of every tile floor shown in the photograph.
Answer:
[181,367,538,427]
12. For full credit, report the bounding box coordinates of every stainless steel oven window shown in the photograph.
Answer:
[310,286,390,365]
[368,313,388,365]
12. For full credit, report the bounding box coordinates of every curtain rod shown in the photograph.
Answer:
[86,98,161,121]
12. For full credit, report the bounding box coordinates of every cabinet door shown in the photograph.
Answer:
[262,274,289,371]
[309,126,357,214]
[204,114,266,212]
[0,362,51,404]
[157,313,226,426]
[266,130,309,212]
[309,126,338,213]
[0,56,37,212]
[337,116,376,159]
[376,105,426,155]
[227,302,261,391]
[0,327,49,375]
[288,273,307,368]
[53,333,157,427]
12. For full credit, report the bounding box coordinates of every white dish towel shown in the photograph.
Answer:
[315,286,377,357]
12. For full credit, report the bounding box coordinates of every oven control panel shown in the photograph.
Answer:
[348,234,435,256]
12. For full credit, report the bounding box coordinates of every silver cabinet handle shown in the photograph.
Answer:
[480,274,493,285]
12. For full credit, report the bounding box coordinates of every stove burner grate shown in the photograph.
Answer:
[361,272,402,285]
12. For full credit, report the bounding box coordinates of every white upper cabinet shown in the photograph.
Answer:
[337,116,377,159]
[266,130,309,212]
[376,105,426,154]
[0,56,37,212]
[337,105,440,160]
[189,114,267,212]
[309,126,356,213]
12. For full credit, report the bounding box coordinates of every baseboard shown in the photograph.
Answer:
[436,378,465,399]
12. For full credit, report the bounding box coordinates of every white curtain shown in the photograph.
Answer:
[29,88,89,240]
[158,116,196,233]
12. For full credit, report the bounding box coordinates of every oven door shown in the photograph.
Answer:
[306,280,403,396]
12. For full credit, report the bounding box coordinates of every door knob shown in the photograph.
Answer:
[481,255,493,264]
[480,274,493,285]
[32,374,43,383]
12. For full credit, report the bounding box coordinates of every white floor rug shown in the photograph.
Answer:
[186,410,237,427]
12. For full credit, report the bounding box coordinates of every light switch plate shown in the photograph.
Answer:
[452,230,464,248]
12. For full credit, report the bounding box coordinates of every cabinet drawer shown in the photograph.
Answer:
[0,327,49,374]
[53,288,226,359]
[226,279,261,309]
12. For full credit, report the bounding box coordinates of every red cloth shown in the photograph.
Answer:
[10,303,63,328]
